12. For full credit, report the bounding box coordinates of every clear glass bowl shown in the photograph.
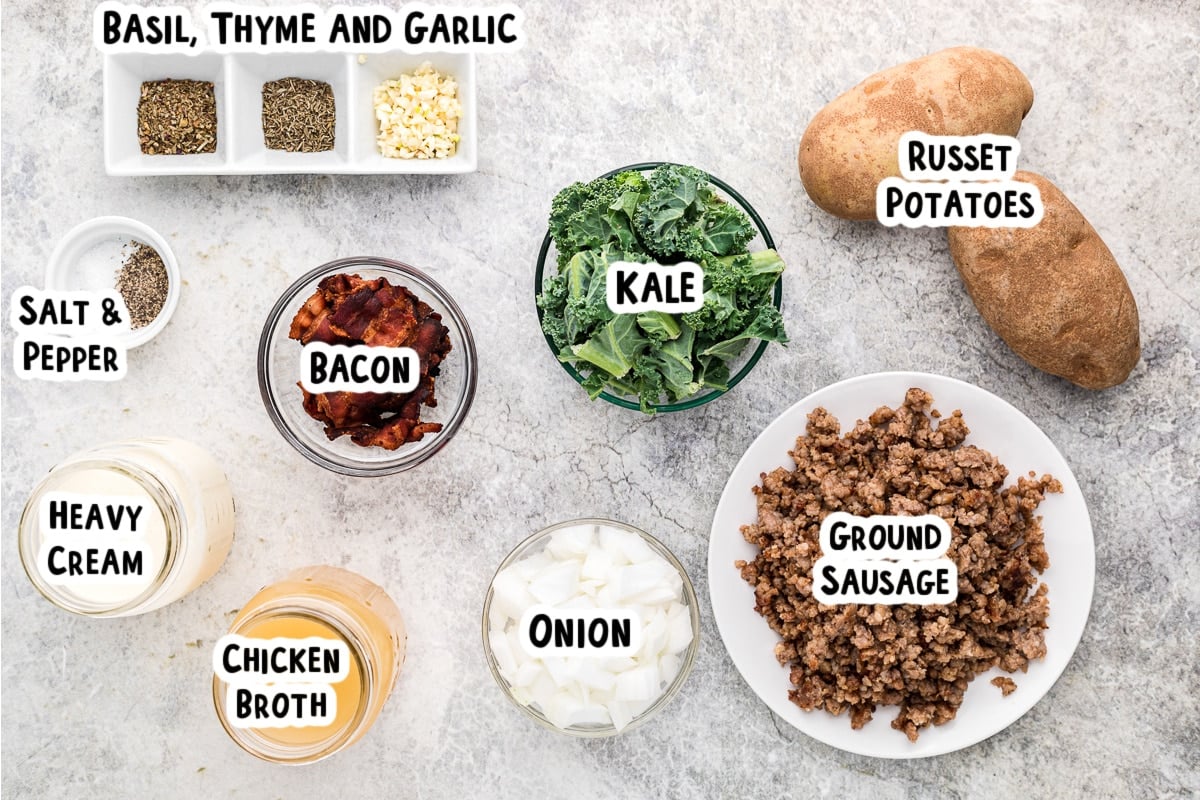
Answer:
[533,161,784,412]
[482,518,701,737]
[258,257,477,476]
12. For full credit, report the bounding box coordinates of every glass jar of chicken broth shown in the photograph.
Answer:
[212,566,407,764]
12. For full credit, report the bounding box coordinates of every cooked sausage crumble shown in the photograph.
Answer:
[736,388,1060,741]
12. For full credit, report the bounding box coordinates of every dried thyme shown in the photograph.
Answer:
[138,79,217,155]
[262,77,335,152]
[115,243,169,329]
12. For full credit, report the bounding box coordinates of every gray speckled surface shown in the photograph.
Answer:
[3,1,1199,797]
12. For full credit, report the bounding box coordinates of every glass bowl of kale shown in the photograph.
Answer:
[534,162,787,414]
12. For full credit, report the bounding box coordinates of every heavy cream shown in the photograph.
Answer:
[36,468,167,606]
[19,438,235,616]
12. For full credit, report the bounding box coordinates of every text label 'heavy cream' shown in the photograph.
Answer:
[214,635,350,728]
[876,133,1044,228]
[300,342,419,394]
[518,605,643,658]
[9,288,129,381]
[606,261,704,314]
[36,492,150,585]
[812,512,958,605]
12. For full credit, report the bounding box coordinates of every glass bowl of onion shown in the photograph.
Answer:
[482,518,701,737]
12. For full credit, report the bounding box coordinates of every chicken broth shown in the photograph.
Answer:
[213,566,406,763]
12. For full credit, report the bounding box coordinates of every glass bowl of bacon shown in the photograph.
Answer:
[258,257,477,476]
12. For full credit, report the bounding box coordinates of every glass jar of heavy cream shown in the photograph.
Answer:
[212,566,406,764]
[17,438,235,617]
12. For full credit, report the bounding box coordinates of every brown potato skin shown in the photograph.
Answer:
[799,46,1034,221]
[948,171,1140,389]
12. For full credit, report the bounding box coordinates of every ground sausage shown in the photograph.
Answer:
[736,388,1060,741]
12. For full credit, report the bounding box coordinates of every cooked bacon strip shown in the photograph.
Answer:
[288,273,452,450]
[289,288,332,342]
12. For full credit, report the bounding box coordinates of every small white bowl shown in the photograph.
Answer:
[44,216,181,348]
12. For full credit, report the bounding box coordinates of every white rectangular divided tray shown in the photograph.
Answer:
[103,51,476,175]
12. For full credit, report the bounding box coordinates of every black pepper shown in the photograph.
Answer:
[115,243,170,329]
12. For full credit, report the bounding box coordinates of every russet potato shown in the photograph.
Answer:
[948,171,1140,389]
[799,46,1034,221]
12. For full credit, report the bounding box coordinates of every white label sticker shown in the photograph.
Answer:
[812,557,959,605]
[299,342,419,394]
[518,605,643,658]
[812,513,959,606]
[93,2,526,54]
[606,261,704,314]
[213,635,351,683]
[876,132,1043,228]
[819,512,952,561]
[898,132,1021,182]
[9,288,130,382]
[876,178,1044,228]
[37,535,151,586]
[226,684,338,729]
[35,493,152,586]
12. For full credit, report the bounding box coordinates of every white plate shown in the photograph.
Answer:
[708,371,1094,759]
[103,51,475,175]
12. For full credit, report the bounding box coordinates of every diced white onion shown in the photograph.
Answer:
[487,522,696,732]
[527,561,580,606]
[667,609,694,653]
[615,664,661,701]
[547,525,596,559]
[489,629,517,676]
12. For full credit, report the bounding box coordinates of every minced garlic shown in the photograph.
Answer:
[373,63,462,159]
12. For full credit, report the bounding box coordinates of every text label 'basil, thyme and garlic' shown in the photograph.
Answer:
[94,2,524,53]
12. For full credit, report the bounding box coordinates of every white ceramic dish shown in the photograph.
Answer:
[44,216,181,348]
[103,51,476,175]
[708,371,1094,759]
